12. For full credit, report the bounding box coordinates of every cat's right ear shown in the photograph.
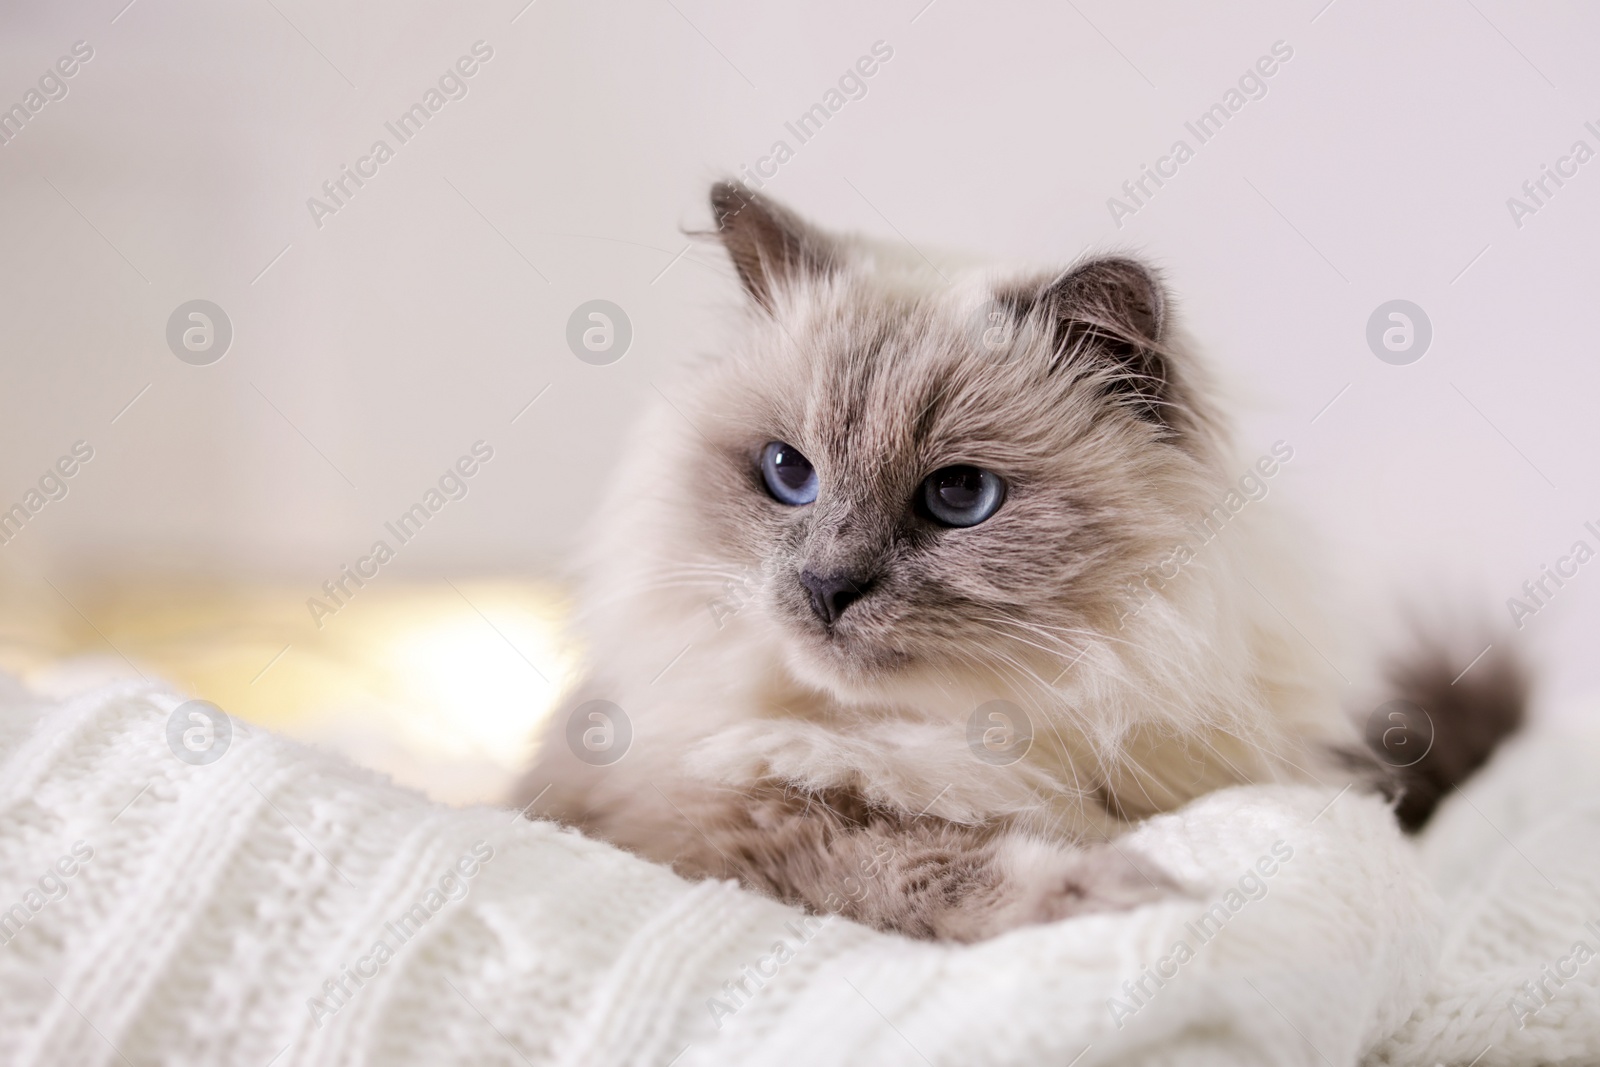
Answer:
[709,182,837,313]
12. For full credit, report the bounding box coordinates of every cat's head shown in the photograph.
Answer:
[655,183,1232,710]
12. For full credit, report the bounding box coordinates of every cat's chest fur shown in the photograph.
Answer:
[615,613,1258,845]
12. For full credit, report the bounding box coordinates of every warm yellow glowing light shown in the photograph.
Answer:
[379,592,572,765]
[0,579,579,807]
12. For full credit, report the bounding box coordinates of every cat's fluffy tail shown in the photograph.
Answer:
[1362,638,1528,831]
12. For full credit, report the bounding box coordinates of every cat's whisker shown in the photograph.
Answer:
[1088,739,1180,820]
[1016,620,1196,677]
[969,619,1090,675]
[969,616,1185,714]
[965,644,1064,706]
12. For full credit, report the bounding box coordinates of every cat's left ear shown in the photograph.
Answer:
[1039,257,1173,425]
[709,182,838,313]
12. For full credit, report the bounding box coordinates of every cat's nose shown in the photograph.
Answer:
[798,569,872,626]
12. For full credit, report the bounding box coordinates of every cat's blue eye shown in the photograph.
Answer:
[921,466,1006,527]
[761,441,819,506]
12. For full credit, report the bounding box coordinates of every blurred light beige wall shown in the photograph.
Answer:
[2,0,1599,717]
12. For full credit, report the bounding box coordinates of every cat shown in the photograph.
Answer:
[515,182,1523,942]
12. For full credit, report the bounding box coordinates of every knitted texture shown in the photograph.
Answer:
[1368,728,1600,1066]
[0,675,1591,1066]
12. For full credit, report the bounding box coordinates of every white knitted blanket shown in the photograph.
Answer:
[0,676,1596,1067]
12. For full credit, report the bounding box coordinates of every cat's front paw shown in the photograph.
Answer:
[924,836,1179,941]
[1028,840,1178,923]
[967,837,1177,937]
